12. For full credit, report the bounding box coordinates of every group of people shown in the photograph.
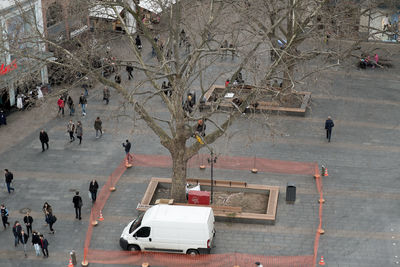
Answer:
[1,203,50,258]
[2,167,101,258]
[57,92,88,117]
[359,53,379,69]
[161,81,173,97]
[67,120,84,144]
[220,39,235,60]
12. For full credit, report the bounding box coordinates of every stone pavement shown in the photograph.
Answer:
[0,36,400,267]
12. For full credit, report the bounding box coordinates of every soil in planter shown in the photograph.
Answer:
[213,191,268,214]
[151,187,268,214]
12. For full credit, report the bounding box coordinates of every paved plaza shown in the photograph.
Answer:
[1,39,400,267]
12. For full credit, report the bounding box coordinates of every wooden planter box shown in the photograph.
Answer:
[137,177,279,224]
[200,85,311,116]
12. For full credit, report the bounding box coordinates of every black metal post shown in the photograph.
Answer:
[208,151,217,204]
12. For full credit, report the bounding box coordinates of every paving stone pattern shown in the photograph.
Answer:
[0,37,400,267]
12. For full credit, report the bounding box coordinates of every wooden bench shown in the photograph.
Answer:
[141,180,158,205]
[230,181,247,188]
[174,203,242,213]
[215,180,231,187]
[155,199,174,205]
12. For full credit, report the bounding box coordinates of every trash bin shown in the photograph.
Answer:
[286,183,296,202]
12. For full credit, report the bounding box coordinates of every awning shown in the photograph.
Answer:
[89,5,123,20]
[138,0,176,14]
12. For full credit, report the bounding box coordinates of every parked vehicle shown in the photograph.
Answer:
[120,204,215,255]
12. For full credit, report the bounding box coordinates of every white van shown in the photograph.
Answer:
[120,204,215,255]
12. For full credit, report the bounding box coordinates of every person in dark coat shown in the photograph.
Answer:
[89,179,99,202]
[12,221,22,247]
[4,169,14,194]
[20,229,29,257]
[325,116,334,142]
[94,117,102,138]
[67,96,74,116]
[0,110,6,126]
[23,212,33,236]
[122,140,132,163]
[31,231,41,256]
[39,234,49,257]
[78,93,87,116]
[135,35,142,50]
[126,63,134,80]
[72,192,82,220]
[103,87,110,105]
[39,130,49,152]
[76,121,83,145]
[114,72,121,84]
[0,204,10,229]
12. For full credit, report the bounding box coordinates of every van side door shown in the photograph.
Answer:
[133,226,153,251]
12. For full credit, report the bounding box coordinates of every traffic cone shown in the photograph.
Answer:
[319,256,326,265]
[68,258,73,267]
[98,210,104,221]
[125,158,132,168]
[324,167,328,177]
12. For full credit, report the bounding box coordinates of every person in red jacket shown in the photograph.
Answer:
[57,97,64,116]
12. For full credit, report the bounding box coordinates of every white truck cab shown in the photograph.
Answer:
[120,205,215,255]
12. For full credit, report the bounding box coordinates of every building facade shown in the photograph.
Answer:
[0,0,49,110]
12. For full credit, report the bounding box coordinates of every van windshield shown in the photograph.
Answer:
[129,213,144,234]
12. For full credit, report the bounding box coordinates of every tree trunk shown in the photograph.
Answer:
[170,141,188,203]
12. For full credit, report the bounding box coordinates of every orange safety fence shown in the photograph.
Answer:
[82,155,325,267]
[313,164,324,267]
[83,159,127,263]
[87,250,314,267]
[131,153,316,175]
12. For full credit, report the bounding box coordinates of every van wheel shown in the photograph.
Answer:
[127,245,140,252]
[187,249,199,255]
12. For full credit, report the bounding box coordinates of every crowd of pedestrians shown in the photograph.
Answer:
[3,205,51,258]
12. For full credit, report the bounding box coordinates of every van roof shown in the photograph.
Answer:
[143,205,212,224]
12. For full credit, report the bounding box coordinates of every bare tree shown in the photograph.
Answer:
[0,0,388,202]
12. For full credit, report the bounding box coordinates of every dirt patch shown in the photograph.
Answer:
[213,191,268,214]
[151,187,268,214]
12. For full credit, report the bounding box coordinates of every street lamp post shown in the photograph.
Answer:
[208,151,217,204]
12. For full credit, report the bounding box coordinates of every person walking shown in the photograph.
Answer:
[57,96,64,116]
[45,210,55,234]
[135,35,142,50]
[89,179,99,203]
[325,116,335,142]
[103,87,110,105]
[114,72,121,84]
[0,204,10,229]
[4,169,15,194]
[0,110,6,126]
[12,221,22,247]
[72,192,82,220]
[23,212,33,236]
[21,229,29,257]
[94,117,102,138]
[31,231,41,256]
[40,234,49,258]
[67,120,75,142]
[42,202,52,226]
[126,63,134,80]
[67,96,75,116]
[122,140,133,163]
[79,93,87,116]
[76,121,83,145]
[39,130,49,152]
